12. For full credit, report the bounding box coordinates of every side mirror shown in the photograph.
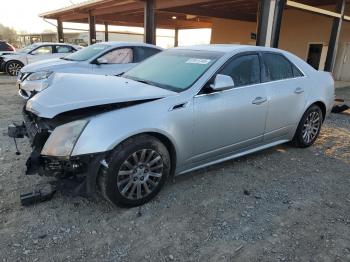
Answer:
[96,57,108,65]
[210,74,235,92]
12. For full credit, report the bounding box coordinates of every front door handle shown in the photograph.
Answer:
[169,102,188,111]
[252,97,267,105]
[294,87,304,94]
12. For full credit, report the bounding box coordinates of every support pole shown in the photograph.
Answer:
[144,0,156,44]
[174,28,179,47]
[256,0,285,47]
[324,0,346,72]
[88,13,96,45]
[104,22,109,42]
[271,0,286,48]
[57,19,64,43]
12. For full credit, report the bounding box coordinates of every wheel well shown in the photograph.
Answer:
[113,132,177,177]
[145,132,177,177]
[6,60,24,67]
[313,101,326,122]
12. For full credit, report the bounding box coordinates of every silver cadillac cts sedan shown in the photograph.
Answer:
[12,45,334,207]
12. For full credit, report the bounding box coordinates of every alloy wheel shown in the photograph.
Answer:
[117,149,164,200]
[8,62,21,76]
[302,111,321,144]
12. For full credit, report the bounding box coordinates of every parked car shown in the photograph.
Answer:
[0,41,16,68]
[0,40,15,55]
[17,42,163,99]
[9,45,334,207]
[0,42,82,76]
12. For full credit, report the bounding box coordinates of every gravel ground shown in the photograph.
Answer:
[0,73,349,262]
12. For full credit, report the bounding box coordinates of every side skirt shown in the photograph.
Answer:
[177,139,289,176]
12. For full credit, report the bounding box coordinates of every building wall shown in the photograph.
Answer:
[334,22,350,80]
[210,18,257,45]
[210,7,350,80]
[279,9,333,59]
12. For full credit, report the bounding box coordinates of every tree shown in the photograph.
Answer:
[0,23,17,43]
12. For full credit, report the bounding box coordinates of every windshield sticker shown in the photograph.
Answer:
[186,58,211,65]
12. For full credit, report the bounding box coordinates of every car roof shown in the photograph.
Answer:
[30,42,77,46]
[96,41,163,50]
[175,44,283,54]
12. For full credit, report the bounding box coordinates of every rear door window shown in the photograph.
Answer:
[134,47,161,62]
[262,53,294,81]
[56,45,74,53]
[219,54,261,87]
[100,48,134,64]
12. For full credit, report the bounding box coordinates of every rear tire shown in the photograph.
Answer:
[5,60,23,76]
[292,104,323,148]
[99,135,171,207]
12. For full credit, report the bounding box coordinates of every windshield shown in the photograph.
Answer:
[123,49,223,92]
[63,44,109,61]
[18,43,40,53]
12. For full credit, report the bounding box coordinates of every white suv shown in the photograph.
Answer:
[1,42,81,76]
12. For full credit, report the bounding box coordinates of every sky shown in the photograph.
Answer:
[0,0,87,33]
[0,0,211,46]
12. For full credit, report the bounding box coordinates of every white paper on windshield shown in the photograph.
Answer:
[186,58,211,65]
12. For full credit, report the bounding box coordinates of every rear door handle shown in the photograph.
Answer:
[252,97,267,105]
[294,87,304,94]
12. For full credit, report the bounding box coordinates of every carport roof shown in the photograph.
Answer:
[40,0,344,29]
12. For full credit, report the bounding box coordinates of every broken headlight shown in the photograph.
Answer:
[27,71,53,81]
[41,120,88,157]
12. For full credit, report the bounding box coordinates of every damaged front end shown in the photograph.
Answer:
[8,107,110,198]
[9,97,162,203]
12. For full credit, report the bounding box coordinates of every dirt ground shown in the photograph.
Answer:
[0,73,349,262]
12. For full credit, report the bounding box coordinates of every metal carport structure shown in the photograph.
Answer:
[40,0,350,72]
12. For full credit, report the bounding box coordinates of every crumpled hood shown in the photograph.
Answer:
[26,73,176,119]
[21,58,76,73]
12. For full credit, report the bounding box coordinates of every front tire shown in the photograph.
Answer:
[99,135,171,207]
[292,105,323,148]
[6,60,23,76]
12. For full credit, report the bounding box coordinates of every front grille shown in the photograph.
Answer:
[23,111,39,143]
[22,110,50,150]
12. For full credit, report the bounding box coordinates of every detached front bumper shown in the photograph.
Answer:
[17,72,46,100]
[8,116,108,197]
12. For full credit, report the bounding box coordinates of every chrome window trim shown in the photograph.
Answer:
[192,50,309,99]
[194,74,308,98]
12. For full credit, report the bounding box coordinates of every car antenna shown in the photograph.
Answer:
[13,138,21,155]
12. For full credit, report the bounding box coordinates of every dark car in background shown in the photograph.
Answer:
[0,41,15,52]
[0,41,16,72]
